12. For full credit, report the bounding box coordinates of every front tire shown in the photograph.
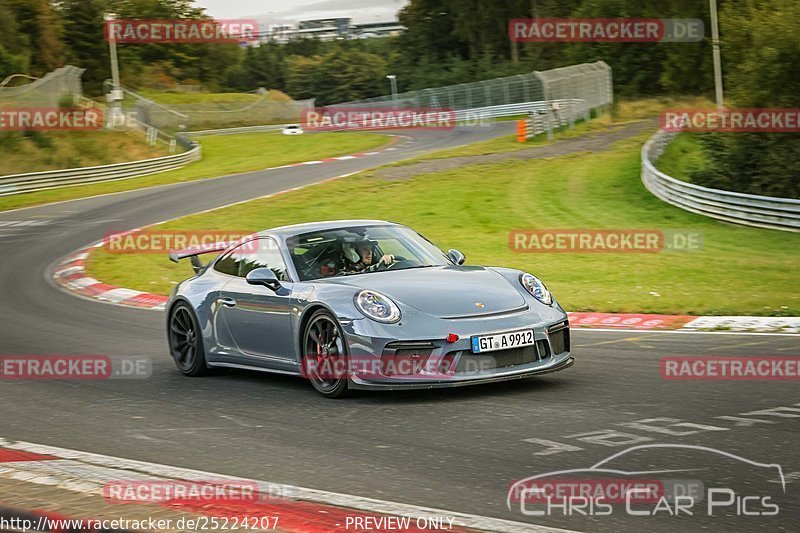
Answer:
[302,309,350,398]
[168,302,208,376]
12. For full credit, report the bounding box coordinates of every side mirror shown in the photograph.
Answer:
[246,267,281,291]
[447,249,466,265]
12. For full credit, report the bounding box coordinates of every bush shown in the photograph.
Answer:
[0,132,22,150]
[23,131,54,150]
[59,94,76,109]
[691,133,800,199]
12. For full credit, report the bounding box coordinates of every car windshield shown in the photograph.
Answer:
[287,225,451,281]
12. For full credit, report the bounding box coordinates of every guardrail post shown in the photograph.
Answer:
[545,111,554,140]
[567,104,575,130]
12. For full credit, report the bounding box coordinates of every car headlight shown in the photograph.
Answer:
[520,273,552,305]
[354,290,401,323]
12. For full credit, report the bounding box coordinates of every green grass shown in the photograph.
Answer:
[610,95,712,121]
[137,91,257,105]
[654,132,708,182]
[402,117,618,163]
[0,131,391,212]
[135,90,292,105]
[117,90,302,131]
[0,130,167,175]
[85,131,799,316]
[404,96,714,163]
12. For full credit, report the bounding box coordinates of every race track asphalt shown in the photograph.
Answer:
[0,124,797,532]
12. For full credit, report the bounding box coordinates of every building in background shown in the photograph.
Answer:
[256,18,404,44]
[352,21,406,39]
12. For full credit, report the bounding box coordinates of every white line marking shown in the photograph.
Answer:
[54,266,83,277]
[573,328,800,337]
[96,288,143,303]
[0,135,401,215]
[66,277,101,289]
[0,220,50,227]
[683,315,799,333]
[0,438,580,533]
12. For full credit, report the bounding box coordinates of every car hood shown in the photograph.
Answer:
[323,266,527,318]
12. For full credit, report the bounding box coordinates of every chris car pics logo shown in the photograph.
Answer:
[507,444,785,518]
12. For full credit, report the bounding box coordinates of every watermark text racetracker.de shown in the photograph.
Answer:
[301,107,456,131]
[104,480,278,504]
[0,355,151,380]
[301,352,503,381]
[0,108,103,131]
[104,19,260,44]
[662,356,800,380]
[509,18,704,42]
[662,108,800,132]
[509,229,703,253]
[103,230,262,254]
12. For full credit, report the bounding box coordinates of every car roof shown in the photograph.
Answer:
[260,220,401,239]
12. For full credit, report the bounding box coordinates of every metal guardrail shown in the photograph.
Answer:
[185,99,592,135]
[641,130,800,232]
[522,99,591,139]
[0,141,201,197]
[185,124,286,137]
[454,99,590,123]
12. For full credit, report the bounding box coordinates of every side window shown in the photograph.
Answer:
[237,238,289,281]
[214,247,242,276]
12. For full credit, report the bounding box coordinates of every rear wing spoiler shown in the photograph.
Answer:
[169,242,231,274]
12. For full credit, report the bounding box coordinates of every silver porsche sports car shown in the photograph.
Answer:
[166,220,573,397]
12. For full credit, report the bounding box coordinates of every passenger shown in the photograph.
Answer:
[319,260,338,277]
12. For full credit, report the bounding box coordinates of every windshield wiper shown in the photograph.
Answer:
[399,265,438,270]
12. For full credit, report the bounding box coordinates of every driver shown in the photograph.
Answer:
[344,240,395,273]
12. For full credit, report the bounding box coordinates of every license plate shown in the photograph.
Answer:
[471,329,534,354]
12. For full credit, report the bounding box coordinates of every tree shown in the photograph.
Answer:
[243,42,287,90]
[286,55,322,101]
[60,0,108,94]
[5,0,65,75]
[689,0,800,198]
[0,2,28,79]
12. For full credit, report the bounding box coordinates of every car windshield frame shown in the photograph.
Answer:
[286,224,452,281]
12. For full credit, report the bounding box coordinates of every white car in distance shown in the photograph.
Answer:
[282,124,304,135]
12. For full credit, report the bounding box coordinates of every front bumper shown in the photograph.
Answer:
[340,305,573,390]
[348,355,574,390]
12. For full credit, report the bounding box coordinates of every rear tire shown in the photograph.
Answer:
[302,309,350,398]
[168,303,208,377]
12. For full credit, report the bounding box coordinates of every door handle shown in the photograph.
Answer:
[219,298,237,307]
